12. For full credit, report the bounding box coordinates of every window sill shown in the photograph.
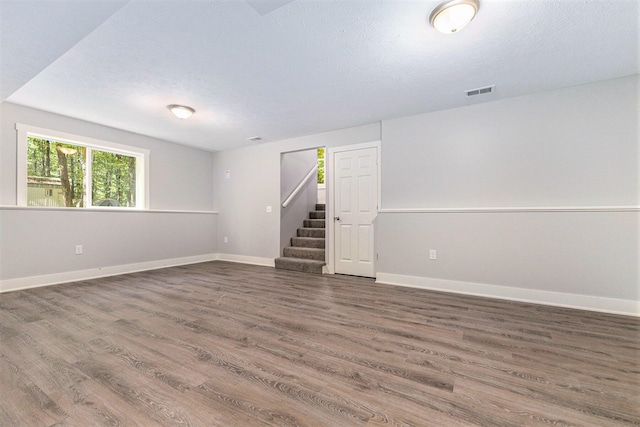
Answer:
[0,206,218,214]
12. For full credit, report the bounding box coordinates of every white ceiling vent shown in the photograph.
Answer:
[247,136,263,142]
[465,85,495,97]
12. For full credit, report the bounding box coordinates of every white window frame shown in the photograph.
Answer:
[16,123,150,209]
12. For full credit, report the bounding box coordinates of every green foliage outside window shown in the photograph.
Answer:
[27,136,137,208]
[317,147,325,184]
[92,151,136,207]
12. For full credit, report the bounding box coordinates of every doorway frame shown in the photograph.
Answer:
[326,140,382,275]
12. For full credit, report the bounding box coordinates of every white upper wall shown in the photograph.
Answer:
[0,102,214,210]
[381,75,639,209]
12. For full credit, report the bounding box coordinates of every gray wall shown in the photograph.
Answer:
[377,211,638,300]
[378,75,638,303]
[0,209,216,280]
[0,102,217,285]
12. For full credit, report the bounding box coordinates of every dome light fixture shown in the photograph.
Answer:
[167,104,195,119]
[430,0,480,34]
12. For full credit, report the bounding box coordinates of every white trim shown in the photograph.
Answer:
[141,148,150,209]
[16,124,28,205]
[378,206,640,214]
[376,272,640,317]
[326,140,382,275]
[15,123,150,209]
[85,146,94,207]
[0,206,218,214]
[216,253,275,267]
[0,254,218,293]
[0,254,278,294]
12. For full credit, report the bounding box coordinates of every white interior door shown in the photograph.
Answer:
[333,146,378,277]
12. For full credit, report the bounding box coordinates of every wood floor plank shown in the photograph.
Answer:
[0,353,67,426]
[1,261,638,426]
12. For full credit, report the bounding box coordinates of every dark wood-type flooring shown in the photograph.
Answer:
[1,261,638,426]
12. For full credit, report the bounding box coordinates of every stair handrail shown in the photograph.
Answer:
[282,163,318,208]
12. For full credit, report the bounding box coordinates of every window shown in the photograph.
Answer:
[17,124,149,209]
[317,147,325,184]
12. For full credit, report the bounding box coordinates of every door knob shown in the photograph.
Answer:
[334,216,340,221]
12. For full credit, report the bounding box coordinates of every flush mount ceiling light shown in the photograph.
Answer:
[167,104,195,119]
[429,0,480,34]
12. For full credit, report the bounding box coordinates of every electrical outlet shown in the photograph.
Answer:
[429,249,437,260]
[75,245,83,255]
[224,170,231,179]
[224,236,228,244]
[266,205,272,213]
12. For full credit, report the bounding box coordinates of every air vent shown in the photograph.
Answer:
[465,85,495,97]
[247,136,263,142]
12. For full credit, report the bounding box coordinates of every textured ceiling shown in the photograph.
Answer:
[2,0,638,152]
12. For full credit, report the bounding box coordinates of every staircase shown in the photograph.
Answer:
[275,204,326,274]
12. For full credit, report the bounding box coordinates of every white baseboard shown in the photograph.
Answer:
[215,253,275,267]
[0,253,277,294]
[376,272,639,317]
[0,254,219,293]
[11,258,633,317]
